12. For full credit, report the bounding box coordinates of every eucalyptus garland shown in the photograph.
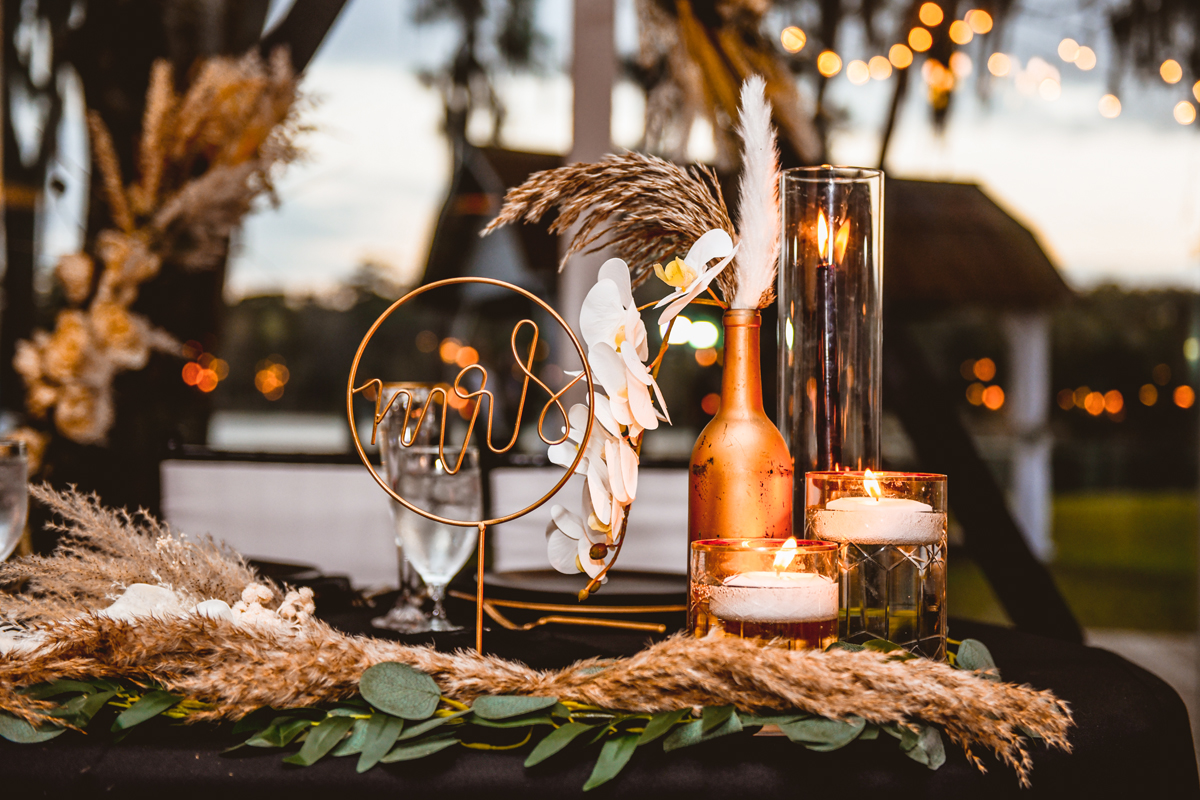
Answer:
[0,638,1005,791]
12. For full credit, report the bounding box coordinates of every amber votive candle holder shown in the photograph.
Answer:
[689,538,839,650]
[805,471,947,659]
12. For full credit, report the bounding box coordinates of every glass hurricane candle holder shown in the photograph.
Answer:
[689,538,839,650]
[778,167,883,484]
[805,471,947,660]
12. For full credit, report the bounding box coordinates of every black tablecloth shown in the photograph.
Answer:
[3,613,1197,799]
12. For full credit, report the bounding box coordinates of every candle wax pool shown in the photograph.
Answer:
[810,496,943,545]
[707,571,838,623]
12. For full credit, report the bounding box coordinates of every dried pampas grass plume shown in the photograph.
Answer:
[730,75,780,309]
[482,151,734,288]
[0,487,1072,788]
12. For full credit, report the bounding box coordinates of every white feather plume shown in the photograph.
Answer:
[730,75,780,309]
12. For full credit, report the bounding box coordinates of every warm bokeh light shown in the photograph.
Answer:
[454,346,479,368]
[1039,78,1061,100]
[847,59,870,85]
[439,337,462,364]
[1074,46,1096,70]
[183,353,227,393]
[1174,386,1195,409]
[416,330,438,353]
[781,26,807,53]
[960,359,976,380]
[255,360,290,401]
[1073,386,1091,408]
[1139,384,1158,406]
[1098,94,1122,118]
[1057,38,1079,62]
[1153,363,1171,385]
[948,20,973,45]
[923,59,955,91]
[196,370,218,393]
[869,55,893,80]
[1103,390,1124,415]
[908,27,932,52]
[1057,388,1074,410]
[950,52,972,77]
[1161,59,1183,84]
[701,393,721,415]
[1186,337,1200,361]
[695,347,718,367]
[966,382,985,405]
[182,362,202,386]
[889,43,913,69]
[1084,391,1105,416]
[688,320,720,349]
[982,385,1005,410]
[972,357,996,382]
[988,52,1011,77]
[1174,101,1196,125]
[918,2,944,26]
[965,9,992,34]
[1194,81,1200,103]
[817,50,843,77]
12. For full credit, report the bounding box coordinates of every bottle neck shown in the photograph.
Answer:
[720,309,764,414]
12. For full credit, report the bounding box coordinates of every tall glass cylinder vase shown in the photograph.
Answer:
[778,167,883,484]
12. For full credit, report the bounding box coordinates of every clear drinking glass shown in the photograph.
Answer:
[0,441,28,561]
[778,167,884,484]
[390,444,482,632]
[805,471,947,659]
[374,383,439,633]
[689,538,839,650]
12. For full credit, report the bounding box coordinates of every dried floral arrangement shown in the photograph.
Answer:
[482,76,781,594]
[11,49,304,453]
[0,478,1070,789]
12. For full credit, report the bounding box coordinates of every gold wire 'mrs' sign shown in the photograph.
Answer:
[346,277,595,652]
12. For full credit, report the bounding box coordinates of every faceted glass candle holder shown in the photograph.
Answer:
[689,538,839,650]
[804,472,947,660]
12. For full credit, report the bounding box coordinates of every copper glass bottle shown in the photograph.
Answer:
[688,310,793,551]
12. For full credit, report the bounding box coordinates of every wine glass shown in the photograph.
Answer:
[0,441,28,562]
[373,383,436,633]
[390,444,481,632]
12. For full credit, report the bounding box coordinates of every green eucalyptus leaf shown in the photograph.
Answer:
[332,718,371,756]
[700,705,735,735]
[637,709,689,746]
[356,714,405,773]
[899,723,946,769]
[380,733,458,763]
[663,713,743,752]
[52,690,117,727]
[20,680,97,699]
[471,695,559,720]
[111,690,181,732]
[246,716,314,748]
[825,641,866,653]
[525,722,595,767]
[471,714,556,729]
[956,639,1000,680]
[283,715,355,766]
[779,716,865,751]
[859,723,880,741]
[739,714,807,727]
[0,711,66,743]
[863,639,904,653]
[232,708,275,735]
[359,662,441,720]
[583,733,639,791]
[397,709,471,741]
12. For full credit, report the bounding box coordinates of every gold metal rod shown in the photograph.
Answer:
[529,616,667,633]
[449,590,684,615]
[475,522,486,653]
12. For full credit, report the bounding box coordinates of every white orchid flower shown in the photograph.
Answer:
[580,258,649,361]
[547,401,639,520]
[653,229,739,327]
[546,504,609,580]
[588,343,668,437]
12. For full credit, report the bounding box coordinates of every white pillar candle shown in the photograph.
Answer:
[810,496,943,545]
[708,571,838,623]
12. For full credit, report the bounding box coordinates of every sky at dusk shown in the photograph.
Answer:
[217,0,1200,298]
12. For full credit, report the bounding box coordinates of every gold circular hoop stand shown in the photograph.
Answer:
[346,277,595,652]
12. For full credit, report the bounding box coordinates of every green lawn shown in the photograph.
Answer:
[950,491,1198,632]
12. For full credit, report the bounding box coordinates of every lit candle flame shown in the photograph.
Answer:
[816,211,851,264]
[863,469,882,501]
[772,537,799,571]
